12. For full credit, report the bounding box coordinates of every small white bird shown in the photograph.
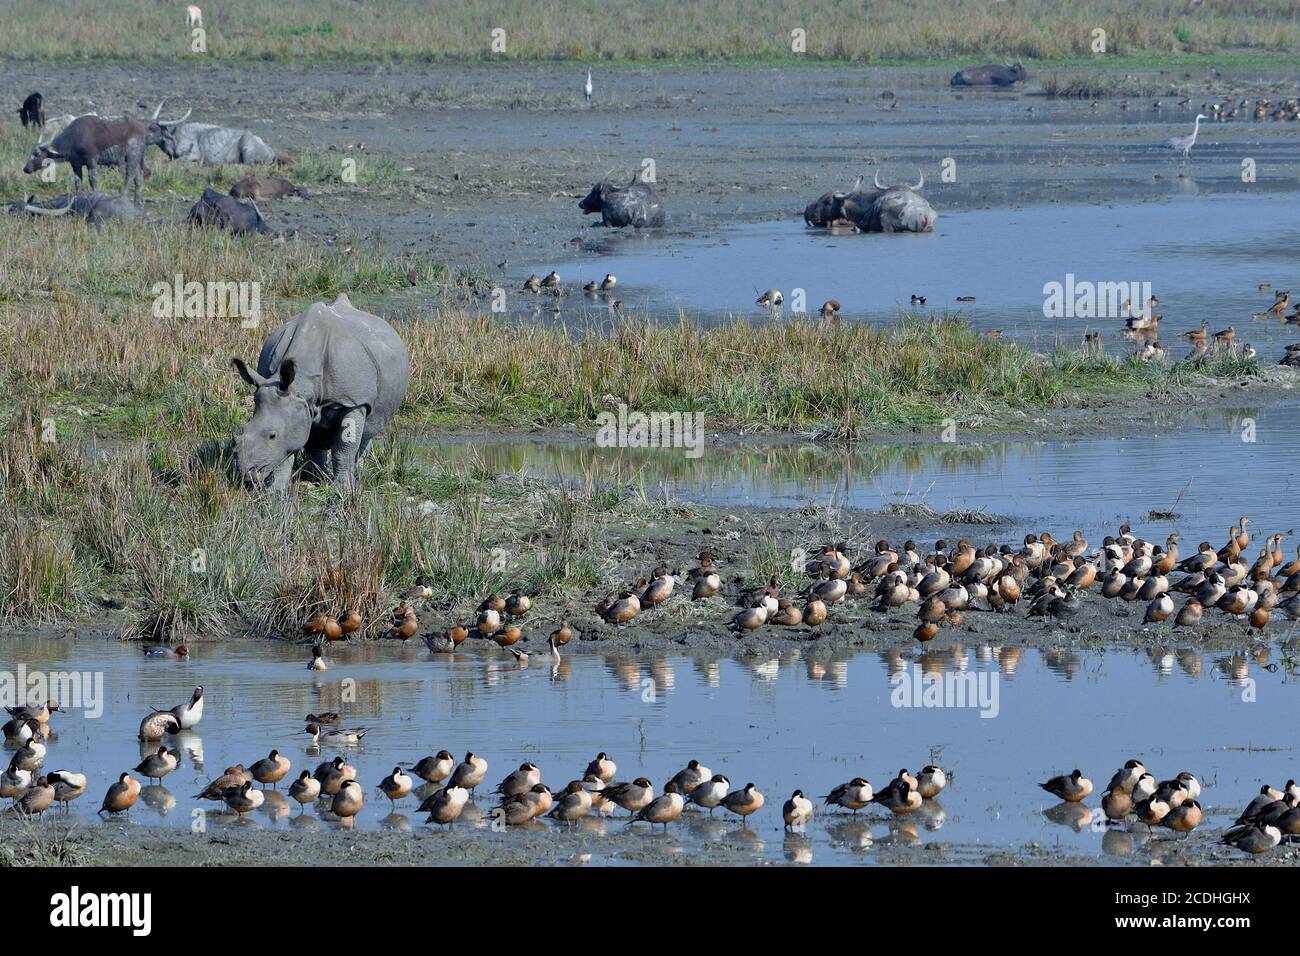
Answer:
[584,69,593,104]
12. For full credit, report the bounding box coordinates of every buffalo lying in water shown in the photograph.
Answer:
[950,61,1027,87]
[579,173,665,228]
[7,192,142,226]
[803,172,937,233]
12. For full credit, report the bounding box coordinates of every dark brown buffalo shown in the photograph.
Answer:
[950,62,1027,87]
[189,187,269,235]
[23,114,156,192]
[18,92,44,129]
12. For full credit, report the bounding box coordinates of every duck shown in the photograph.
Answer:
[399,576,433,601]
[1040,769,1092,802]
[599,274,617,291]
[99,772,141,815]
[916,765,947,798]
[1221,821,1280,854]
[823,777,874,812]
[134,747,179,783]
[490,624,523,648]
[1162,799,1203,834]
[732,605,768,630]
[585,752,617,783]
[407,751,455,784]
[308,644,329,670]
[600,590,641,626]
[1102,786,1134,821]
[1143,592,1174,624]
[137,710,180,743]
[331,779,364,820]
[494,761,542,798]
[782,789,814,829]
[604,777,655,815]
[756,289,784,308]
[549,781,593,824]
[287,770,321,809]
[0,764,32,801]
[640,568,675,609]
[388,607,419,641]
[504,591,532,618]
[378,766,413,805]
[222,780,266,815]
[450,752,488,791]
[803,596,828,626]
[2,717,44,745]
[688,774,731,813]
[691,556,722,599]
[871,776,922,815]
[5,702,57,724]
[1181,320,1208,347]
[721,782,765,820]
[819,299,841,320]
[522,274,541,293]
[11,775,54,816]
[423,785,470,827]
[338,611,363,637]
[195,765,253,800]
[47,770,87,806]
[1104,760,1146,794]
[771,598,802,626]
[250,749,292,788]
[668,759,712,795]
[633,781,685,829]
[423,626,465,653]
[142,644,189,659]
[304,612,343,642]
[304,723,369,746]
[305,712,341,725]
[160,686,204,730]
[541,271,561,289]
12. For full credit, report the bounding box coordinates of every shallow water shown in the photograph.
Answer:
[421,401,1300,548]
[545,194,1300,356]
[5,634,1289,863]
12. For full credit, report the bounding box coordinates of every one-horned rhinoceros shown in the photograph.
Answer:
[578,172,665,228]
[804,171,937,233]
[231,294,410,491]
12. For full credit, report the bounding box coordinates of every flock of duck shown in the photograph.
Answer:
[1101,288,1300,366]
[4,697,1294,856]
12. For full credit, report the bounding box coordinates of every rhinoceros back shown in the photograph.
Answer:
[257,294,410,432]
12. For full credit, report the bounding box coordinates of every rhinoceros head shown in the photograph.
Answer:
[231,357,316,487]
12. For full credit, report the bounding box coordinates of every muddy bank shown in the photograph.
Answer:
[3,812,1293,868]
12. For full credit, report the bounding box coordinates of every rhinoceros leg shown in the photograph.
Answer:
[304,447,332,482]
[330,408,368,489]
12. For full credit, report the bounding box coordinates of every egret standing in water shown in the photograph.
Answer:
[1165,114,1208,160]
[584,69,593,104]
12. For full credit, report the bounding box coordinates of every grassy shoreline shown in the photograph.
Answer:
[2,0,1297,65]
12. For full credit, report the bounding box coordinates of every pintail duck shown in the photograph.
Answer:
[288,770,321,809]
[134,747,179,783]
[771,598,803,626]
[585,752,617,783]
[550,780,593,824]
[819,299,841,320]
[2,717,44,744]
[689,774,730,812]
[1104,760,1146,794]
[691,557,721,599]
[732,605,768,630]
[823,777,874,812]
[1040,769,1092,802]
[222,780,266,815]
[600,274,617,291]
[331,779,364,820]
[495,761,542,798]
[604,777,654,815]
[137,710,180,743]
[541,271,561,289]
[196,765,252,799]
[304,722,369,746]
[601,590,641,626]
[12,775,54,816]
[450,752,488,791]
[872,776,922,815]
[308,645,329,670]
[1222,821,1280,854]
[42,770,83,808]
[721,782,765,819]
[99,772,141,815]
[756,289,783,308]
[407,751,455,783]
[0,764,32,801]
[156,686,204,730]
[250,750,292,787]
[640,568,675,608]
[423,785,470,827]
[378,766,413,805]
[5,702,57,724]
[783,789,814,829]
[314,756,357,796]
[668,759,711,795]
[917,765,947,799]
[633,781,685,828]
[424,624,469,653]
[522,274,541,293]
[1102,785,1134,821]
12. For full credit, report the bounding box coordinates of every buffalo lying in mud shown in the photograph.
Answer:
[803,172,937,233]
[189,187,268,235]
[150,109,282,165]
[950,61,1028,87]
[229,176,308,200]
[231,294,411,491]
[579,173,665,228]
[18,92,44,130]
[6,192,142,226]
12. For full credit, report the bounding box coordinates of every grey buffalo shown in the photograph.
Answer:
[804,172,937,233]
[950,61,1027,87]
[231,294,411,491]
[150,109,279,165]
[189,187,269,235]
[6,192,142,226]
[578,172,665,228]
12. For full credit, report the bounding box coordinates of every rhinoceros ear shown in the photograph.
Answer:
[277,359,297,392]
[231,357,267,388]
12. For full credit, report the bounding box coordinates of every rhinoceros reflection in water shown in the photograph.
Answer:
[803,171,937,234]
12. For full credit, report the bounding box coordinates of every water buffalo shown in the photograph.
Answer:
[950,61,1027,87]
[151,110,279,166]
[804,172,937,234]
[578,172,665,228]
[22,105,174,195]
[231,294,411,491]
[6,192,142,226]
[18,92,44,130]
[189,187,268,235]
[229,175,308,200]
